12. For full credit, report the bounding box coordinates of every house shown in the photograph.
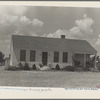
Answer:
[9,35,97,69]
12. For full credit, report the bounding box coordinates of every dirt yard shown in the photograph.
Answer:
[0,66,100,88]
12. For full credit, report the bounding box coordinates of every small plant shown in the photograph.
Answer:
[96,62,100,71]
[55,64,60,70]
[23,62,30,70]
[48,64,54,69]
[17,62,23,70]
[32,64,36,70]
[74,61,80,68]
[82,67,88,71]
[63,66,75,71]
[5,66,16,71]
[85,61,91,71]
[39,63,43,68]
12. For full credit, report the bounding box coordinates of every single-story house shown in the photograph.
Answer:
[9,35,97,69]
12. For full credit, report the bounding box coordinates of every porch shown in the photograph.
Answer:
[72,53,97,68]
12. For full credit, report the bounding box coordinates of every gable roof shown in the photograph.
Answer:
[12,35,97,54]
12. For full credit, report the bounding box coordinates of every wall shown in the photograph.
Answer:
[11,48,73,69]
[9,40,17,66]
[5,58,10,67]
[48,51,73,68]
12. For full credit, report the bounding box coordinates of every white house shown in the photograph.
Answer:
[9,35,97,69]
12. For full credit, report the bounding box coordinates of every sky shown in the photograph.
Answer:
[0,6,100,57]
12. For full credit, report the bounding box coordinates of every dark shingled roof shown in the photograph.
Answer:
[12,35,97,54]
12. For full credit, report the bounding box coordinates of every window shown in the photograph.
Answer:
[30,50,36,61]
[20,50,26,61]
[63,52,68,63]
[54,51,59,62]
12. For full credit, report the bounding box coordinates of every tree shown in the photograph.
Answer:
[0,51,4,63]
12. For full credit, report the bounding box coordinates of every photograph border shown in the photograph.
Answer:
[0,1,100,99]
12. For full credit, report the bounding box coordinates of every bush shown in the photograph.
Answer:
[63,66,75,71]
[5,63,24,71]
[16,63,23,70]
[32,64,36,70]
[48,64,54,69]
[82,61,92,71]
[82,67,88,71]
[39,63,43,68]
[96,63,100,71]
[55,64,60,70]
[5,66,16,71]
[74,61,80,67]
[35,64,40,70]
[23,62,30,70]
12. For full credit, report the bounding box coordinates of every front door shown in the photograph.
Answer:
[42,52,48,65]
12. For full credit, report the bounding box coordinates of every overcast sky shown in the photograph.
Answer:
[0,6,100,57]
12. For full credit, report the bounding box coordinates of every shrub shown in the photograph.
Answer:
[96,62,100,71]
[74,61,80,67]
[82,67,88,71]
[32,64,36,70]
[48,64,54,69]
[36,64,40,70]
[86,61,91,71]
[5,66,16,71]
[63,66,75,71]
[55,64,60,70]
[82,61,92,71]
[39,63,43,68]
[23,62,30,70]
[16,63,23,70]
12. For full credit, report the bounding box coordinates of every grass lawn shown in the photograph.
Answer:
[0,66,100,88]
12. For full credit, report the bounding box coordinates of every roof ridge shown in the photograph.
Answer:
[12,35,87,41]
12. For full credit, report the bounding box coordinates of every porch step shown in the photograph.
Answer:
[40,66,51,71]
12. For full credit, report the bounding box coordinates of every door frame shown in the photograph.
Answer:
[42,52,48,65]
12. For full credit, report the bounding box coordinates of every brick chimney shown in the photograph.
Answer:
[61,35,65,39]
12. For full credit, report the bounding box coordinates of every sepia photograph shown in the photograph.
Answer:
[0,1,100,90]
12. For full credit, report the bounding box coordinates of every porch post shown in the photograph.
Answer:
[94,53,97,68]
[84,54,86,67]
[72,54,75,66]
